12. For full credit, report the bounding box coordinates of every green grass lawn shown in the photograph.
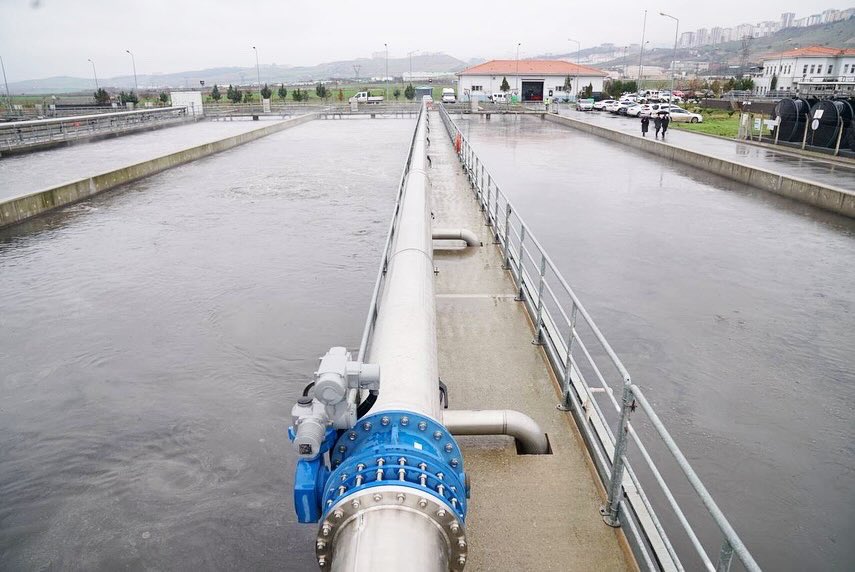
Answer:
[672,109,773,139]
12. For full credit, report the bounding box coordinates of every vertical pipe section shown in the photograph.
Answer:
[368,105,441,421]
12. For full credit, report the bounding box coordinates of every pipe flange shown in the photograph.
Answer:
[316,484,469,571]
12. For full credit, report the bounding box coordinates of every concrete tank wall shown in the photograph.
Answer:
[0,114,317,229]
[543,113,855,218]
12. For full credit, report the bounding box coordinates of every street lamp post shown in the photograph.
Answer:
[660,12,679,103]
[0,55,11,111]
[125,50,138,93]
[88,58,99,90]
[638,9,647,86]
[516,42,521,96]
[568,38,580,100]
[252,46,261,100]
[407,50,417,83]
[384,43,389,101]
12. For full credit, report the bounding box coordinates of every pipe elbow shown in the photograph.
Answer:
[442,409,549,454]
[432,227,480,247]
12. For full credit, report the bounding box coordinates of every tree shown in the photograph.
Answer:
[315,83,328,99]
[337,88,344,102]
[500,77,510,92]
[94,88,110,105]
[277,84,287,99]
[243,91,254,103]
[404,83,415,100]
[159,91,169,104]
[710,79,722,96]
[393,87,401,100]
[563,75,572,92]
[769,74,778,91]
[260,83,272,99]
[211,85,221,101]
[227,85,243,103]
[119,90,139,105]
[292,88,305,102]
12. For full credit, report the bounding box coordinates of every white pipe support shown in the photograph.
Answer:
[442,409,549,455]
[432,227,480,247]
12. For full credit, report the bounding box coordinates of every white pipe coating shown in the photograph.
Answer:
[442,409,550,455]
[432,227,480,247]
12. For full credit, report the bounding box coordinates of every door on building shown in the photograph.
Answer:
[521,81,544,101]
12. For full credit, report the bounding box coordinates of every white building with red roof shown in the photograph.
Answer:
[756,46,855,97]
[456,59,608,102]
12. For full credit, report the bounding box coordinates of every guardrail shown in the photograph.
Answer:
[0,107,190,154]
[204,102,421,119]
[437,103,760,572]
[357,103,425,362]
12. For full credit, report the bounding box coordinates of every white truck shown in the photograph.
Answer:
[348,91,384,104]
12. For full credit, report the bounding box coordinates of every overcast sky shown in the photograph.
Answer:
[0,0,851,81]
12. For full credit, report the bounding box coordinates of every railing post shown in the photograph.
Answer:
[485,175,493,225]
[480,164,486,210]
[502,204,512,269]
[532,254,547,345]
[558,304,578,410]
[601,383,634,528]
[716,539,734,572]
[514,225,527,300]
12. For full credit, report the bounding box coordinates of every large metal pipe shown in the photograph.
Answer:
[324,106,464,572]
[442,409,549,455]
[432,227,480,247]
[367,105,440,420]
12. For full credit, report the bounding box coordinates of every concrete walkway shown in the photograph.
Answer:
[429,110,635,571]
[558,108,854,190]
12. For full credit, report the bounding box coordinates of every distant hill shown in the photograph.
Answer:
[7,53,467,95]
[583,18,855,73]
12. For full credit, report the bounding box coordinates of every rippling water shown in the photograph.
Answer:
[455,114,855,572]
[0,118,415,570]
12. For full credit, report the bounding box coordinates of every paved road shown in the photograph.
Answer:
[0,119,288,201]
[557,107,855,190]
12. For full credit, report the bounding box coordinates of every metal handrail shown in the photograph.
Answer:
[437,103,760,572]
[0,107,189,152]
[357,103,425,363]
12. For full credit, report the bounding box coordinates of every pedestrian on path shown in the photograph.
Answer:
[640,115,650,137]
[661,112,671,140]
[653,114,662,139]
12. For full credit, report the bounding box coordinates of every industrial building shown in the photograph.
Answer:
[456,60,607,101]
[755,45,855,97]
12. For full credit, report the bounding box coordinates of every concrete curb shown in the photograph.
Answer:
[0,114,317,229]
[544,113,855,218]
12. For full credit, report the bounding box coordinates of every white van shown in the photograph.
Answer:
[441,88,456,103]
[490,92,508,103]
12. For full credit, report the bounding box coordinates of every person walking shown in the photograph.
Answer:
[661,112,671,140]
[653,113,662,139]
[640,115,650,137]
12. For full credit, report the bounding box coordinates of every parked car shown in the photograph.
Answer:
[441,88,456,103]
[576,98,595,111]
[604,101,623,113]
[490,92,508,103]
[666,107,703,123]
[625,104,644,117]
[594,99,616,110]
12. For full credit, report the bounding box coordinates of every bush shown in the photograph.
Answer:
[260,84,272,99]
[277,84,287,99]
[404,84,415,100]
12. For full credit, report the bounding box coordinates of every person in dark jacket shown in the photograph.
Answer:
[640,115,650,137]
[661,112,671,139]
[653,114,662,139]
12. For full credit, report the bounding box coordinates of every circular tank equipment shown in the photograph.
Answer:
[774,98,812,142]
[808,99,854,149]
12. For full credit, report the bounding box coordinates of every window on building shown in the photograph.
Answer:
[809,65,815,74]
[828,65,833,74]
[803,65,808,74]
[555,86,563,91]
[471,85,483,91]
[845,64,850,74]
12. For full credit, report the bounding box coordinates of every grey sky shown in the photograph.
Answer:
[1,0,851,81]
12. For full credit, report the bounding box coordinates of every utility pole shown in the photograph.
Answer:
[516,42,521,96]
[0,55,11,111]
[384,43,389,101]
[125,50,138,93]
[660,12,679,102]
[88,58,99,90]
[568,38,580,100]
[407,50,418,84]
[353,64,361,83]
[252,46,261,100]
[638,10,647,86]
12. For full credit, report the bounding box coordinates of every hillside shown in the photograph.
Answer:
[6,53,467,95]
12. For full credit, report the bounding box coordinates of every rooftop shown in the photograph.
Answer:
[763,45,855,60]
[458,59,608,77]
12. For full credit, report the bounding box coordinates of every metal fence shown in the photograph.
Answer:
[437,103,760,572]
[0,107,189,154]
[204,102,421,119]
